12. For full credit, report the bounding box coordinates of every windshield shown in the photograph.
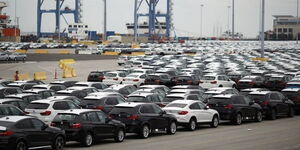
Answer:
[105,73,117,77]
[202,76,215,80]
[165,103,187,108]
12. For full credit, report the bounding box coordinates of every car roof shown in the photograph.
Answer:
[282,88,300,92]
[168,100,198,105]
[6,93,37,98]
[47,96,72,100]
[0,116,35,123]
[249,91,271,95]
[207,87,233,91]
[75,82,101,85]
[30,99,70,104]
[24,88,51,92]
[60,109,99,115]
[166,94,187,97]
[128,93,154,97]
[115,102,145,107]
[108,84,131,90]
[0,98,23,103]
[212,94,236,99]
[67,86,94,90]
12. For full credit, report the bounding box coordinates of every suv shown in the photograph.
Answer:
[248,91,295,120]
[0,87,23,98]
[51,109,125,147]
[24,89,55,99]
[50,80,78,88]
[87,71,110,82]
[81,95,126,113]
[199,74,236,90]
[109,103,177,138]
[144,73,176,87]
[236,76,265,89]
[5,93,41,105]
[175,74,200,85]
[25,99,80,124]
[0,104,25,117]
[281,88,300,113]
[207,94,263,125]
[264,75,290,91]
[127,93,164,107]
[74,82,108,90]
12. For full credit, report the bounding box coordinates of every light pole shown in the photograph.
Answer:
[200,4,204,38]
[232,0,235,39]
[14,0,17,41]
[103,0,107,41]
[227,6,231,38]
[260,0,265,58]
[297,0,299,44]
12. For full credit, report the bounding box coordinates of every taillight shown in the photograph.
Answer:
[155,80,161,84]
[0,130,14,136]
[158,103,166,107]
[50,122,56,127]
[95,106,104,110]
[24,111,29,114]
[199,81,204,83]
[294,97,300,101]
[210,81,217,84]
[187,80,193,84]
[99,76,104,80]
[248,82,255,86]
[127,115,139,120]
[224,104,234,109]
[70,123,81,129]
[123,79,126,81]
[178,111,188,115]
[113,78,119,80]
[40,111,51,116]
[261,100,269,105]
[133,79,139,82]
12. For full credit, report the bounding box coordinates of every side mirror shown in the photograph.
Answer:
[249,101,255,105]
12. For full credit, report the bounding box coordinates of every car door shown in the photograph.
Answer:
[95,111,115,137]
[197,102,213,122]
[152,104,169,129]
[269,93,286,115]
[30,118,53,146]
[243,96,257,119]
[189,102,204,122]
[139,105,160,130]
[85,112,102,138]
[232,96,249,119]
[277,92,290,114]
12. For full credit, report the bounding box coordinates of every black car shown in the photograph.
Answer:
[81,95,126,113]
[175,74,200,85]
[109,103,177,138]
[248,91,295,120]
[7,82,37,90]
[264,75,289,91]
[144,73,176,87]
[282,88,300,113]
[0,116,65,150]
[0,104,25,117]
[236,76,265,90]
[51,109,125,147]
[207,94,263,125]
[0,87,23,98]
[87,71,110,82]
[127,93,165,107]
[5,93,42,105]
[50,80,78,88]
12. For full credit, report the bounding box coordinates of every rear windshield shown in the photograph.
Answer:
[282,91,299,99]
[164,96,184,102]
[26,103,49,109]
[202,76,215,80]
[177,76,192,80]
[127,74,139,78]
[147,75,160,79]
[286,84,300,88]
[269,77,283,81]
[89,72,103,76]
[127,96,146,102]
[110,107,137,115]
[208,98,232,105]
[53,114,78,122]
[105,73,117,77]
[248,94,266,102]
[75,84,88,87]
[165,103,187,108]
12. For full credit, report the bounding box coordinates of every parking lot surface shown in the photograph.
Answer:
[64,116,300,150]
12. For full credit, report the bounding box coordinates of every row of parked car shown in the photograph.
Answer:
[0,43,300,150]
[0,51,27,62]
[0,42,88,51]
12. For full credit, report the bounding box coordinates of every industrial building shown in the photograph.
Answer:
[267,15,300,40]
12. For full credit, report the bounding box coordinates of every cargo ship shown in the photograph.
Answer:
[0,1,20,42]
[126,22,167,35]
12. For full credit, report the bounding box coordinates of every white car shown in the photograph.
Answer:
[74,82,108,90]
[199,74,236,89]
[163,100,219,131]
[122,73,147,87]
[25,99,80,124]
[102,71,127,86]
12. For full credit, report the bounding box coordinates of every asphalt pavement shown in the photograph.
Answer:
[64,116,300,150]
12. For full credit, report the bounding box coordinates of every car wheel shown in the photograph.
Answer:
[210,115,219,128]
[114,129,125,142]
[188,118,197,131]
[219,85,223,87]
[52,136,64,150]
[269,109,277,120]
[232,113,242,125]
[232,84,236,88]
[256,111,263,122]
[288,107,295,117]
[16,140,27,150]
[140,125,150,139]
[82,132,93,147]
[167,121,177,134]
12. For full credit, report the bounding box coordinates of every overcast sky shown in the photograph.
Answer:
[3,0,297,38]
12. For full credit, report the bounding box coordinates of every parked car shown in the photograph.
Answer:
[0,116,65,150]
[25,99,80,124]
[207,94,263,125]
[0,87,23,98]
[5,93,41,105]
[55,89,89,100]
[139,85,170,94]
[174,74,200,85]
[236,76,265,89]
[127,93,164,107]
[144,73,176,87]
[199,74,236,90]
[51,109,126,147]
[7,82,37,90]
[122,73,147,88]
[0,104,25,117]
[81,95,126,113]
[50,80,78,88]
[264,75,290,91]
[0,99,28,111]
[47,95,83,106]
[109,103,177,138]
[32,84,66,92]
[74,82,108,90]
[23,89,55,99]
[248,91,295,120]
[87,71,110,82]
[104,84,137,97]
[163,100,219,131]
[281,88,300,113]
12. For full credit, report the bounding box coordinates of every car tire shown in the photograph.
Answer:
[188,118,197,131]
[255,111,263,122]
[288,107,295,117]
[210,115,219,128]
[219,85,223,87]
[269,109,277,120]
[52,136,64,150]
[16,140,27,150]
[114,129,125,142]
[232,113,242,125]
[167,121,177,135]
[232,85,236,88]
[140,125,150,139]
[82,132,93,147]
